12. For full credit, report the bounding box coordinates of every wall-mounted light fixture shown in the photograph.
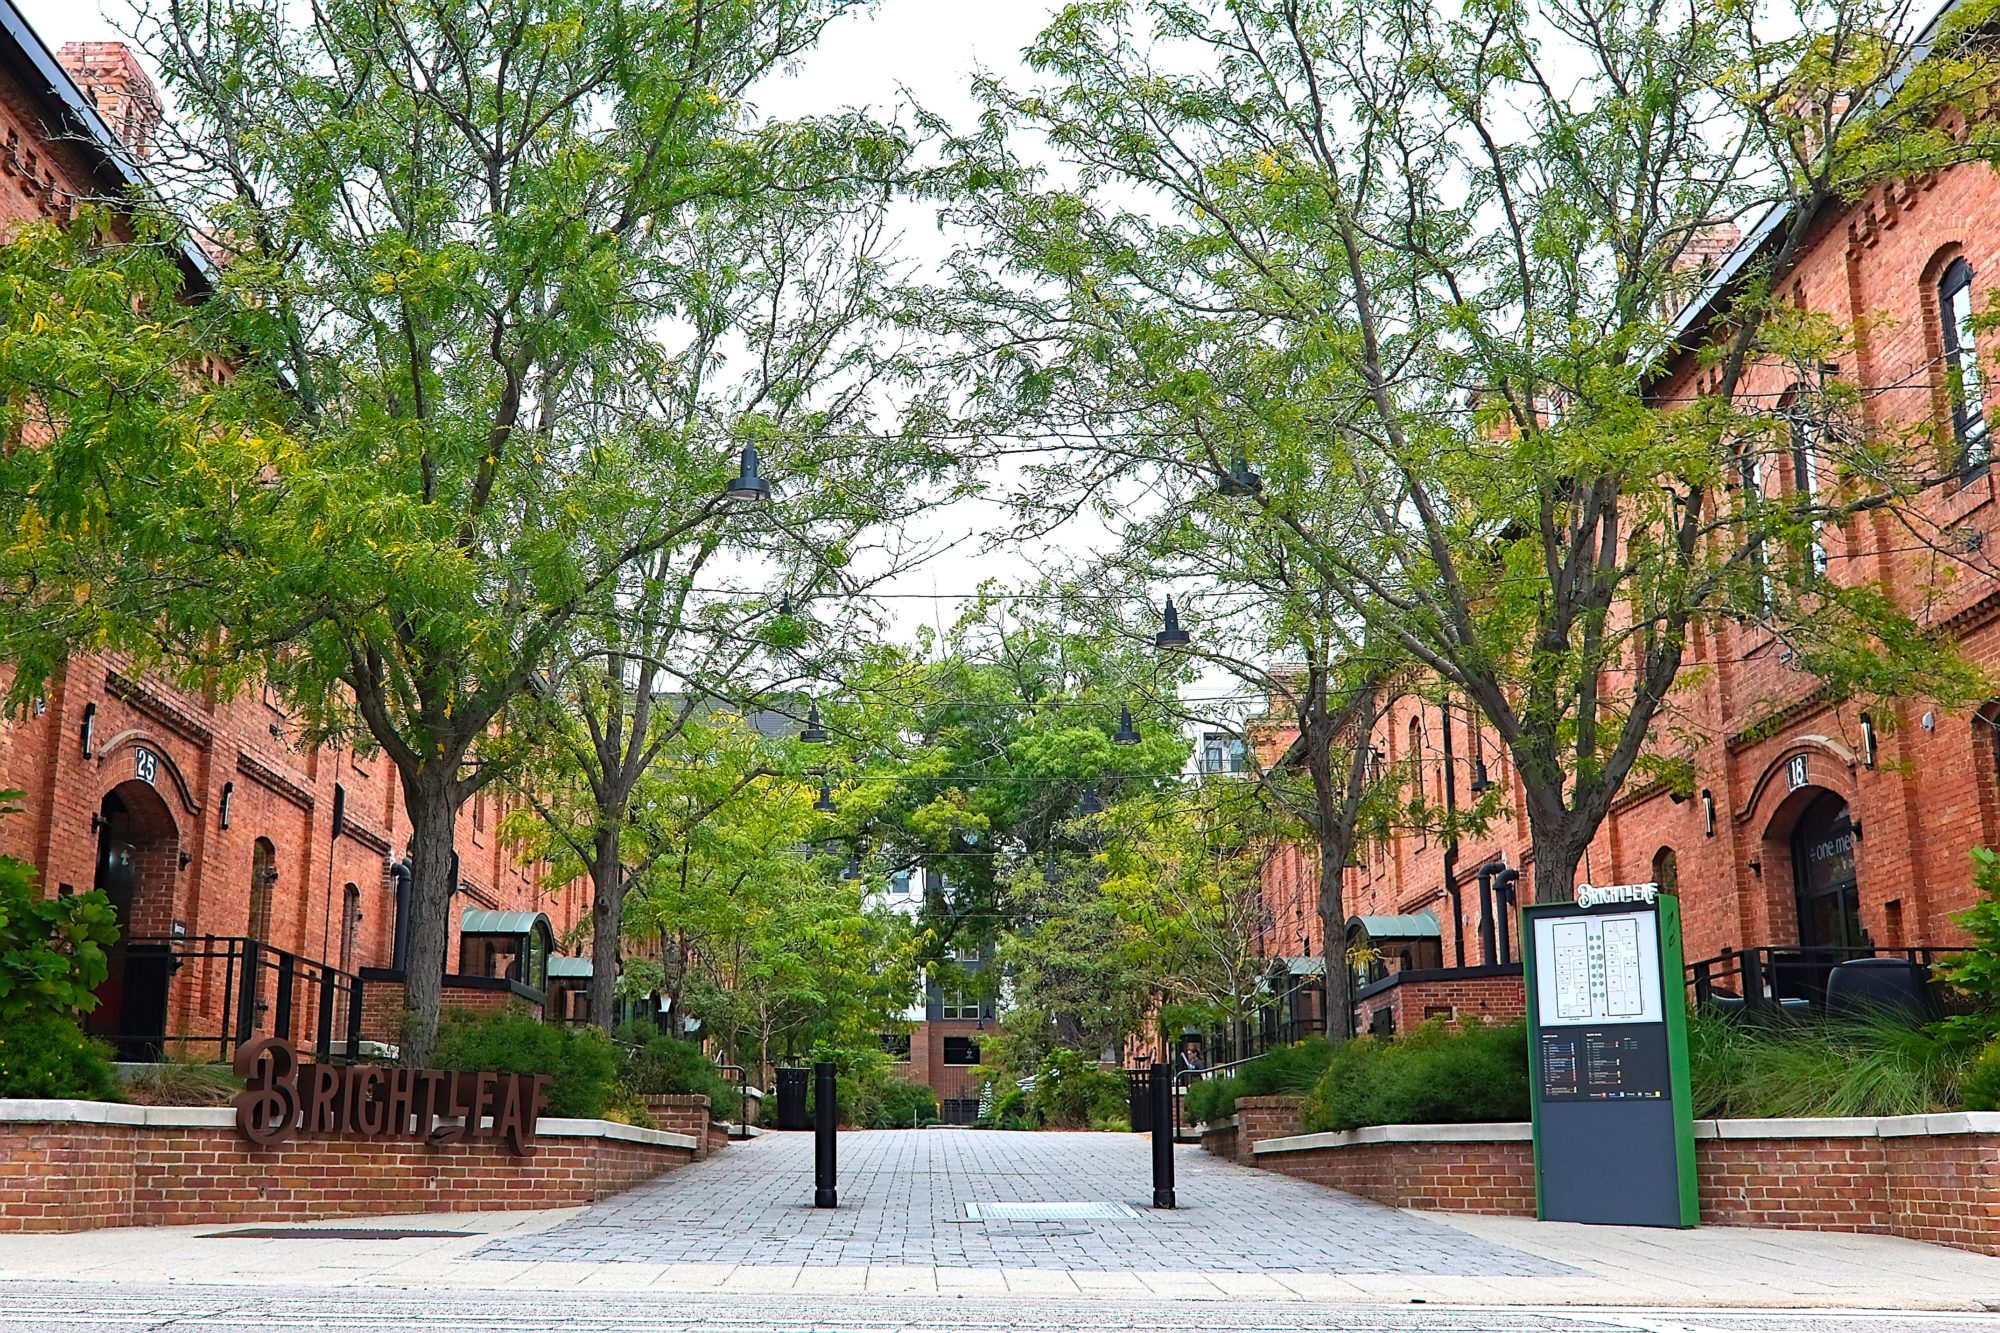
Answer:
[79,702,95,759]
[1701,789,1717,837]
[218,781,233,829]
[1748,858,1763,878]
[178,851,192,871]
[1860,714,1878,769]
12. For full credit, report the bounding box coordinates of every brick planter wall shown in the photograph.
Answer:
[1353,966,1525,1036]
[1197,1095,1303,1165]
[641,1094,727,1160]
[1249,1113,2000,1255]
[1199,1116,1239,1162]
[0,1101,695,1233]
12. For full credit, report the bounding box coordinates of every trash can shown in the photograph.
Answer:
[776,1066,810,1131]
[1127,1068,1153,1134]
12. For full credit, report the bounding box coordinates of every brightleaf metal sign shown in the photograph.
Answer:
[231,1036,551,1156]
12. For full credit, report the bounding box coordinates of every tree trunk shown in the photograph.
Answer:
[1316,833,1353,1040]
[589,826,623,1033]
[1529,819,1587,907]
[399,769,457,1065]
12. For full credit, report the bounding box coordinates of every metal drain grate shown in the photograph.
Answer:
[964,1201,1141,1221]
[201,1227,478,1240]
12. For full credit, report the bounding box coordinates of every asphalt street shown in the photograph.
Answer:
[2,1285,2000,1333]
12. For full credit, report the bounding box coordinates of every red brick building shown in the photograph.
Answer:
[0,13,587,1057]
[1258,38,2000,1034]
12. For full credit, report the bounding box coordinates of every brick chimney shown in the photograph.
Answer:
[56,42,160,161]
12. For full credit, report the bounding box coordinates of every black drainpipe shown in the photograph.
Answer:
[1492,867,1521,966]
[1477,862,1499,966]
[388,861,412,971]
[1440,700,1465,967]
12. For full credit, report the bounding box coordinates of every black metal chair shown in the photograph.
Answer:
[1825,956,1938,1024]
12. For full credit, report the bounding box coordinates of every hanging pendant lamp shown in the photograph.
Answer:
[726,444,772,503]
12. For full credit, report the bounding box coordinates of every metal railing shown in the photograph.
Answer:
[714,1062,757,1140]
[1687,943,1962,1013]
[91,935,362,1065]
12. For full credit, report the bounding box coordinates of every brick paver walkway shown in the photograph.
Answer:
[474,1129,1571,1274]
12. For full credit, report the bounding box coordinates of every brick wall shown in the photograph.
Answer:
[354,974,544,1047]
[1249,1117,2000,1255]
[1198,1095,1306,1166]
[0,1107,694,1233]
[641,1094,722,1160]
[1355,968,1525,1036]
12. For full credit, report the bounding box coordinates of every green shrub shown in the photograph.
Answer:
[1300,1020,1529,1132]
[1689,1008,1974,1118]
[0,1010,121,1100]
[1940,848,2000,1026]
[1239,1037,1336,1097]
[979,1084,1036,1130]
[618,1026,739,1121]
[1184,1073,1242,1125]
[0,832,119,1025]
[864,1078,937,1129]
[1963,1037,2000,1111]
[430,1007,620,1118]
[1030,1047,1129,1130]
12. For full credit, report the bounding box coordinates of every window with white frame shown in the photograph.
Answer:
[1941,257,1991,471]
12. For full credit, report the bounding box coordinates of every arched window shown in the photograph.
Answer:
[248,838,277,943]
[1939,257,1990,471]
[1783,386,1829,576]
[1651,846,1680,896]
[338,882,361,973]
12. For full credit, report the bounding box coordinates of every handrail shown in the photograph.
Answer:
[92,934,361,1065]
[1687,943,1963,1012]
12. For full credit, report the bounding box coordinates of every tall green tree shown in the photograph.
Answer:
[500,188,939,1032]
[942,0,1994,906]
[0,0,920,1060]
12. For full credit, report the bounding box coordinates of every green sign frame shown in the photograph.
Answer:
[1521,887,1697,1228]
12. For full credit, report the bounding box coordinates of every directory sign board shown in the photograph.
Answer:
[1522,886,1696,1228]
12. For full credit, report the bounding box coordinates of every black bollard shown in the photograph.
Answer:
[813,1060,837,1209]
[1150,1061,1175,1209]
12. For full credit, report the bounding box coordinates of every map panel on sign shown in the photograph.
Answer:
[1532,911,1663,1027]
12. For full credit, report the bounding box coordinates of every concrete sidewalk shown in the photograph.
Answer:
[2,1201,1999,1308]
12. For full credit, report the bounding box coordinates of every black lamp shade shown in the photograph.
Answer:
[814,782,837,813]
[801,703,829,744]
[727,444,772,503]
[1154,596,1191,649]
[1113,706,1141,746]
[1217,455,1263,497]
[1076,784,1104,816]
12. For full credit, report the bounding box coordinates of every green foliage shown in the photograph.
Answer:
[980,1084,1036,1130]
[616,1025,739,1121]
[1185,1041,1336,1124]
[430,1007,621,1119]
[1959,1037,2000,1111]
[1028,1047,1130,1131]
[1183,1073,1242,1125]
[1300,1022,1530,1133]
[1688,1009,1973,1119]
[0,1010,120,1100]
[1940,848,2000,1021]
[864,1078,938,1130]
[120,1052,241,1107]
[0,816,119,1024]
[0,0,933,1063]
[1240,1038,1337,1097]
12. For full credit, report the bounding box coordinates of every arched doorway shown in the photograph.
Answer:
[1791,792,1865,950]
[87,781,180,1059]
